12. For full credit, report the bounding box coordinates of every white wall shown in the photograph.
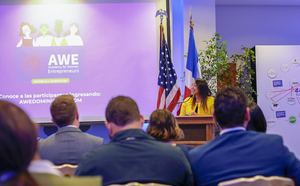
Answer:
[183,0,216,52]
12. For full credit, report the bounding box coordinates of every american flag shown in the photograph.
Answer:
[157,24,181,112]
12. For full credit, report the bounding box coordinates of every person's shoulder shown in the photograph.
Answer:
[189,133,230,158]
[189,139,212,155]
[250,132,283,143]
[32,173,101,186]
[183,96,193,102]
[151,141,186,157]
[84,143,114,156]
[78,143,116,168]
[82,132,104,143]
[39,134,56,145]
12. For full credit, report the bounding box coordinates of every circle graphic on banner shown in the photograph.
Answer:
[281,63,290,72]
[287,97,296,105]
[270,103,280,111]
[289,116,296,124]
[267,68,277,79]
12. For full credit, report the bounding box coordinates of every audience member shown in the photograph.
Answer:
[76,96,193,186]
[180,79,214,116]
[0,100,39,186]
[189,87,300,186]
[0,100,101,186]
[147,109,192,156]
[147,109,184,142]
[246,102,267,133]
[39,94,103,165]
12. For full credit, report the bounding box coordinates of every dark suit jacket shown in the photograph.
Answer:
[39,126,103,165]
[189,130,300,186]
[76,129,193,186]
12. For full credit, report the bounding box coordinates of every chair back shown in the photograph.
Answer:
[218,175,294,186]
[109,182,171,186]
[54,164,78,177]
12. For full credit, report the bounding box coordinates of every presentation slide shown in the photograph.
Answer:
[256,45,300,157]
[0,1,159,122]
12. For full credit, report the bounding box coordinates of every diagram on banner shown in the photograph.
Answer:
[257,46,300,126]
[256,46,300,158]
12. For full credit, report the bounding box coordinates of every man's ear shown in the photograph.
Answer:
[139,115,145,127]
[105,121,111,129]
[105,121,114,139]
[245,107,251,123]
[75,110,79,120]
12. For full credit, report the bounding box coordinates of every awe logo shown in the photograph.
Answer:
[48,54,79,66]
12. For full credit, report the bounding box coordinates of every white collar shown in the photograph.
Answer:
[61,125,78,129]
[220,126,245,135]
[28,160,62,176]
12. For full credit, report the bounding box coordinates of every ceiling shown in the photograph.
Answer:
[215,0,300,6]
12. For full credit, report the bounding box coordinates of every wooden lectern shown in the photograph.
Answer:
[175,116,215,146]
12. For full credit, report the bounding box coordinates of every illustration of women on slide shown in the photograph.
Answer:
[52,20,67,46]
[16,23,36,47]
[35,24,53,47]
[65,23,83,46]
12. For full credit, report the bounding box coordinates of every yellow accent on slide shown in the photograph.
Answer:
[32,78,70,84]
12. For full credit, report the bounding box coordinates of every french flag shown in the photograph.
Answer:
[184,17,201,99]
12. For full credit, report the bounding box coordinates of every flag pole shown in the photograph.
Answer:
[155,9,168,46]
[155,9,181,112]
[190,12,194,29]
[155,9,168,25]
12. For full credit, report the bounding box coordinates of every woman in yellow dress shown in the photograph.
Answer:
[180,79,214,116]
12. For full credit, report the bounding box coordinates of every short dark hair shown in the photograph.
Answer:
[50,94,77,127]
[105,96,141,126]
[214,87,248,128]
[0,100,38,185]
[147,109,183,141]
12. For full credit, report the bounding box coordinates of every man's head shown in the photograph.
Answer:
[50,94,78,127]
[214,87,249,129]
[105,96,143,137]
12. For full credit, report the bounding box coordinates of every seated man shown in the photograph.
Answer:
[189,87,300,186]
[39,94,103,165]
[76,96,193,186]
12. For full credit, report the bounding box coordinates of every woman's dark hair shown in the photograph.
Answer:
[246,103,267,133]
[192,79,212,111]
[0,100,38,186]
[147,109,183,141]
